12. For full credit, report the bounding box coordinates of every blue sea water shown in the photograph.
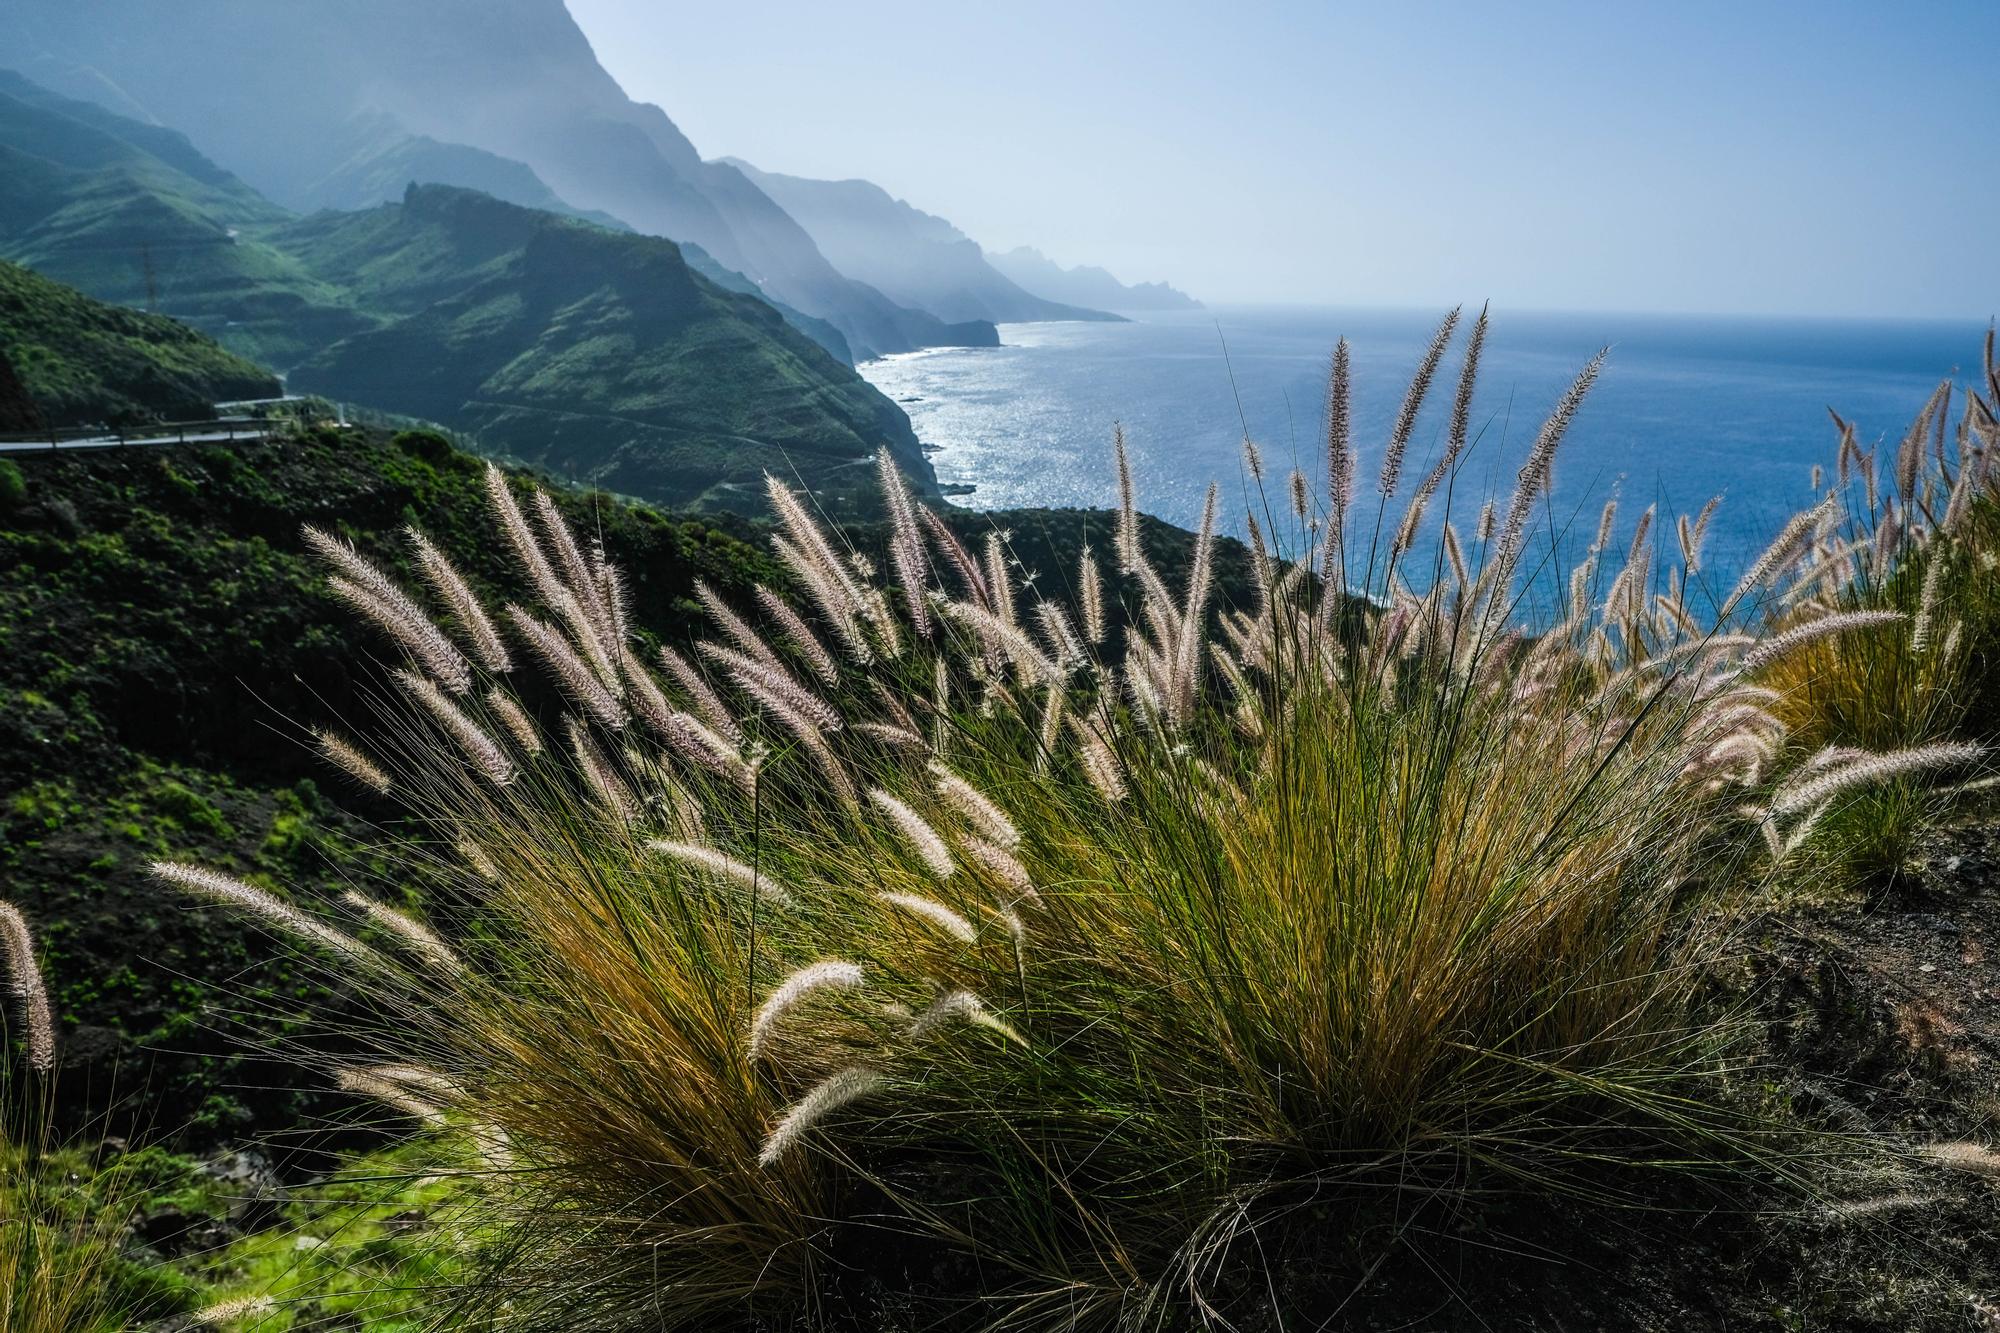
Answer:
[860,306,1986,590]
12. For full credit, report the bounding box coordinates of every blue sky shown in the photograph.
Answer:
[567,1,1996,319]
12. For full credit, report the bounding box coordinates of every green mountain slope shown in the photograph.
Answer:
[681,241,853,364]
[2,1,1003,360]
[0,77,941,515]
[0,70,370,366]
[0,71,940,512]
[0,259,278,425]
[285,186,934,514]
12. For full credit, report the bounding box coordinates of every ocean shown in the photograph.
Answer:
[860,306,1986,591]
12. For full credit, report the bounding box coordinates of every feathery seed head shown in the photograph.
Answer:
[314,728,391,793]
[749,960,865,1061]
[396,668,518,786]
[0,902,55,1071]
[869,787,956,880]
[407,526,512,672]
[151,861,381,966]
[341,891,462,977]
[875,891,976,943]
[758,1066,884,1167]
[648,841,793,905]
[930,763,1020,849]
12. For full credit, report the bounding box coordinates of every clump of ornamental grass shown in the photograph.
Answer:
[1751,328,2000,890]
[0,902,141,1333]
[150,309,1975,1330]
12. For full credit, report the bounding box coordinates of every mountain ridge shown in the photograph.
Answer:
[284,184,936,514]
[989,245,1201,312]
[0,68,371,366]
[725,159,1125,328]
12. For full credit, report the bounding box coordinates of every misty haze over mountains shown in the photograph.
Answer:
[722,160,1123,329]
[987,247,1200,313]
[0,0,1194,364]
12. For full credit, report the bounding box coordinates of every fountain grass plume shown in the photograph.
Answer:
[758,1067,884,1167]
[314,727,392,793]
[931,762,1020,849]
[407,526,512,673]
[487,688,543,755]
[698,643,842,733]
[506,605,626,730]
[875,892,976,943]
[1325,337,1354,550]
[342,891,463,977]
[533,490,619,659]
[0,903,54,1072]
[150,861,381,966]
[1079,546,1106,644]
[1737,610,1907,673]
[1770,740,1986,817]
[869,788,956,880]
[909,989,1026,1046]
[1492,349,1606,585]
[922,506,990,606]
[1378,305,1461,498]
[314,542,474,694]
[395,668,517,786]
[983,530,1017,629]
[696,579,783,669]
[483,463,567,611]
[336,1067,448,1125]
[749,960,865,1061]
[648,841,793,906]
[878,451,934,640]
[756,585,842,687]
[657,644,743,745]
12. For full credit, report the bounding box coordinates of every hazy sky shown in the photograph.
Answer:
[567,1,1996,319]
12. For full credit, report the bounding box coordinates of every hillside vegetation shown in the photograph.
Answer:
[0,260,278,426]
[0,70,369,368]
[282,185,934,515]
[0,268,1238,1154]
